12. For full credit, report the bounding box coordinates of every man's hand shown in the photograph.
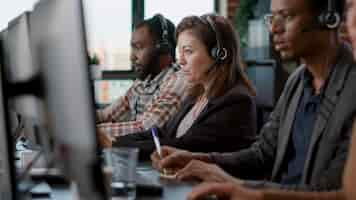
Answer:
[188,182,263,200]
[151,146,194,172]
[175,160,240,183]
[97,127,114,148]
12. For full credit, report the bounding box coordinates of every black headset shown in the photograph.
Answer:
[200,15,228,63]
[318,0,341,29]
[154,14,172,54]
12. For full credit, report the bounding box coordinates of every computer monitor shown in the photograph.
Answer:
[0,30,17,200]
[0,28,22,140]
[4,12,46,147]
[6,12,37,83]
[30,0,106,199]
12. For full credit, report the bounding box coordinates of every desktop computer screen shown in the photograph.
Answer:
[29,0,106,199]
[0,29,16,200]
[4,11,46,143]
[5,12,38,83]
[2,15,49,199]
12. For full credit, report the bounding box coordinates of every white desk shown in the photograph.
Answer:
[32,164,195,200]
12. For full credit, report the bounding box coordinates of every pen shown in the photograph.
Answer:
[151,127,168,174]
[151,127,162,158]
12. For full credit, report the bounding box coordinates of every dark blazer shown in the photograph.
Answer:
[114,83,257,160]
[211,44,356,191]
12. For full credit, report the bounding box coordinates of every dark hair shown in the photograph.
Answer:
[176,14,256,99]
[135,14,176,60]
[308,0,345,17]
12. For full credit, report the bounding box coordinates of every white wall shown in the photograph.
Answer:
[145,0,215,25]
[0,0,38,30]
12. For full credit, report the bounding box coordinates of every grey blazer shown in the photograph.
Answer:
[211,44,356,191]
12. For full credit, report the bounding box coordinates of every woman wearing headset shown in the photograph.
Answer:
[111,14,257,160]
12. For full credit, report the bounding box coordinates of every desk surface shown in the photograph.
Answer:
[32,164,194,200]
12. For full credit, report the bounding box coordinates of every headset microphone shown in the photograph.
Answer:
[154,14,172,54]
[197,15,234,75]
[198,15,228,65]
[318,0,341,29]
[302,0,340,32]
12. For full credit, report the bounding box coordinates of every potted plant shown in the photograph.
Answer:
[234,0,258,48]
[88,53,101,79]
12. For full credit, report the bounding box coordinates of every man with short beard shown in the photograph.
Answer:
[96,14,186,144]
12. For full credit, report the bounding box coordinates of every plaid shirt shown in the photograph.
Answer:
[96,64,187,137]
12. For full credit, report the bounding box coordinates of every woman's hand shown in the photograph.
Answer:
[151,146,194,173]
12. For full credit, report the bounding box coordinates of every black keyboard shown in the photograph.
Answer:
[135,172,163,196]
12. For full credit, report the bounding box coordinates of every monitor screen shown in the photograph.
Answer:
[3,12,45,146]
[5,12,37,83]
[0,30,16,200]
[29,0,105,198]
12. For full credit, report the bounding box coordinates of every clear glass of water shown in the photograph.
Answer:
[104,147,139,200]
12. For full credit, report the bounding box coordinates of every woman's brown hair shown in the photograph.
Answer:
[176,14,256,99]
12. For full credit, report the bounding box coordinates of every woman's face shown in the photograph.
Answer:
[177,30,215,85]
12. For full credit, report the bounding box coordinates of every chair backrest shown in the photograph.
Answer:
[246,59,276,108]
[246,59,276,132]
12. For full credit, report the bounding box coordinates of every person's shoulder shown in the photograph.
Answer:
[331,43,356,74]
[286,65,305,84]
[330,43,356,84]
[338,42,355,65]
[207,85,255,113]
[219,84,254,104]
[277,64,305,95]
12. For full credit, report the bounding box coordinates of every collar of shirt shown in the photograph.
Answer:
[142,67,169,87]
[301,68,329,97]
[135,66,172,94]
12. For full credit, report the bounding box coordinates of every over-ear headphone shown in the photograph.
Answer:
[199,15,228,63]
[318,0,341,29]
[154,14,172,54]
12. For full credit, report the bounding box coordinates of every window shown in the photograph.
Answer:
[84,0,132,71]
[1,1,218,104]
[94,79,134,105]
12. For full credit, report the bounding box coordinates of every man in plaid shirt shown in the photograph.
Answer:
[96,14,187,140]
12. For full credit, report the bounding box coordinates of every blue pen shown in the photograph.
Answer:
[151,127,168,174]
[151,127,162,158]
